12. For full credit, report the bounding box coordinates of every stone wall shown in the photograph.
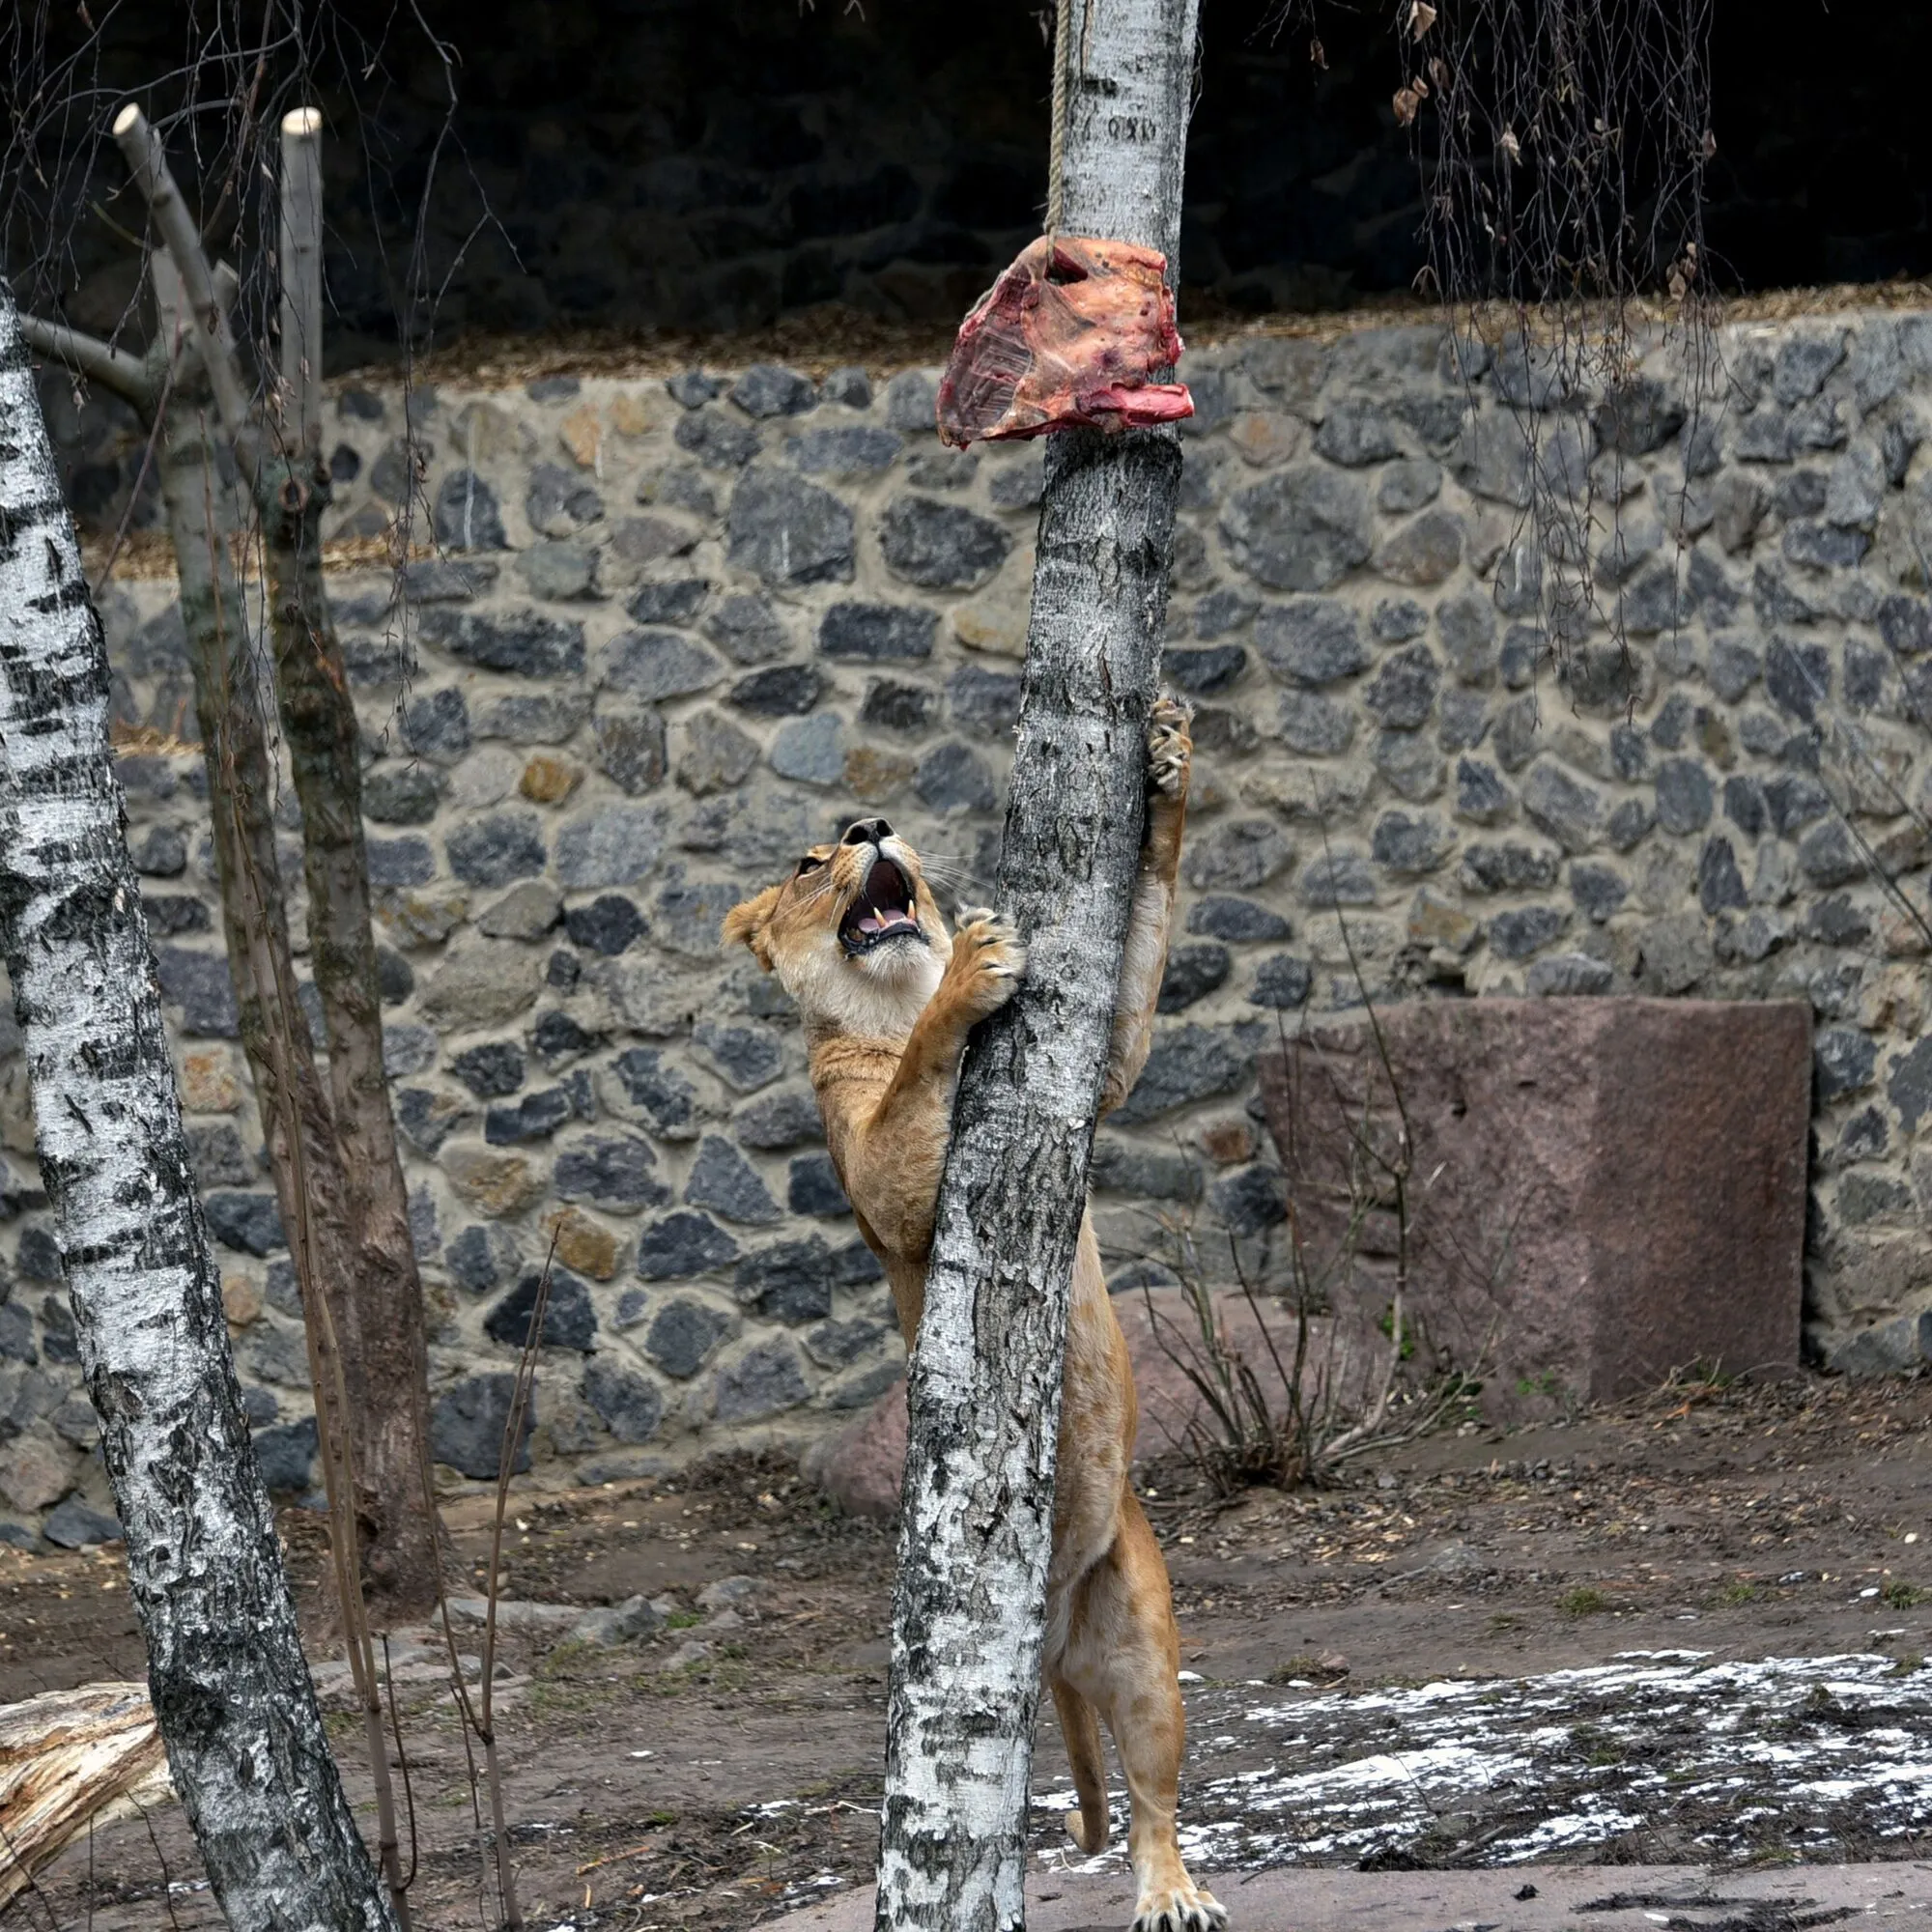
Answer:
[7,305,1932,1543]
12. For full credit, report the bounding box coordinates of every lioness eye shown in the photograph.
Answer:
[796,855,824,876]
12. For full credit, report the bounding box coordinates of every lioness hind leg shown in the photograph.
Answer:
[1051,1676,1112,1857]
[1062,1497,1226,1932]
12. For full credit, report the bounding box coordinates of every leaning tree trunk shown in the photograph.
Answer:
[874,4,1200,1930]
[0,278,396,1931]
[261,451,440,1617]
[257,104,439,1618]
[155,363,372,1457]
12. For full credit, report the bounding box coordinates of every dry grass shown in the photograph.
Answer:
[328,280,1932,390]
[82,527,430,584]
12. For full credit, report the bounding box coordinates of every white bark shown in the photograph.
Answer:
[874,4,1201,1930]
[0,278,395,1931]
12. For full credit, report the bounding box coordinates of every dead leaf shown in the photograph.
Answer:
[1310,35,1326,68]
[1701,128,1718,161]
[1394,85,1422,128]
[1408,0,1437,38]
[1499,127,1521,161]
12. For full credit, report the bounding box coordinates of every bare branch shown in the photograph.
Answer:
[15,315,153,412]
[110,102,252,443]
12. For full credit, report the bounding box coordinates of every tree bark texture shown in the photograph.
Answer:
[155,373,371,1442]
[874,4,1201,1930]
[264,457,441,1617]
[263,102,440,1616]
[0,278,395,1932]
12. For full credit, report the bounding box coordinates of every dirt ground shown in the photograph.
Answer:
[11,1365,1932,1930]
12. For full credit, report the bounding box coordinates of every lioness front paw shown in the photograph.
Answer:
[1130,1882,1227,1932]
[1147,694,1193,802]
[948,907,1026,1021]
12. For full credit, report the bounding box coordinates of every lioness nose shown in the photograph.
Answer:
[841,817,893,846]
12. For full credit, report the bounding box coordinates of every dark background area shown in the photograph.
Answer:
[10,0,1932,360]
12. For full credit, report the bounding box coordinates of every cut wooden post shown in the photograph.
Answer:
[873,3,1202,1930]
[278,106,324,454]
[259,107,442,1626]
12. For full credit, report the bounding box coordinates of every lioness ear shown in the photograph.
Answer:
[721,885,782,972]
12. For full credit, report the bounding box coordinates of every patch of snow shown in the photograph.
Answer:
[1036,1650,1932,1876]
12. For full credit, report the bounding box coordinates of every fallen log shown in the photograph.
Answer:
[0,1683,172,1905]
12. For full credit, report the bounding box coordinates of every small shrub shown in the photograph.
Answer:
[1558,1585,1612,1616]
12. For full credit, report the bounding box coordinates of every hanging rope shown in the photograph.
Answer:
[1045,0,1073,235]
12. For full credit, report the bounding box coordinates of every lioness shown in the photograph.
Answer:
[723,697,1224,1932]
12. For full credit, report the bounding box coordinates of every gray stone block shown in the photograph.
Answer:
[731,363,816,418]
[204,1191,285,1256]
[771,715,846,785]
[914,742,997,814]
[684,1135,782,1225]
[419,607,585,677]
[1365,643,1439,729]
[714,1338,810,1422]
[432,1373,531,1479]
[790,424,899,472]
[1187,896,1290,942]
[582,1358,665,1444]
[787,1153,851,1217]
[819,601,936,661]
[1156,943,1231,1012]
[611,1047,701,1138]
[1220,466,1372,591]
[1254,598,1366,686]
[733,1089,824,1150]
[156,946,239,1037]
[879,496,1009,590]
[1374,509,1463,587]
[485,1269,598,1351]
[434,470,506,550]
[1115,1025,1251,1122]
[1278,690,1356,755]
[448,811,547,888]
[1372,810,1450,877]
[1520,762,1603,853]
[693,1022,784,1093]
[554,805,672,889]
[1526,952,1615,997]
[637,1212,741,1284]
[1249,954,1313,1009]
[603,629,724,702]
[727,469,855,585]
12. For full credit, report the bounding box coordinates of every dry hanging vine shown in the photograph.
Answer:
[1404,0,1719,665]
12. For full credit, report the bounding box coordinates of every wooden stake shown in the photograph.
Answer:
[278,107,325,455]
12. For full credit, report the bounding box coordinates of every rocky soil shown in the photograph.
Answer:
[10,1365,1932,1928]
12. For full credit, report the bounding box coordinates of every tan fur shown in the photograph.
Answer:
[724,708,1225,1932]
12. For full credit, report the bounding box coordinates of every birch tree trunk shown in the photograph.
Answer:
[0,277,395,1931]
[874,4,1200,1929]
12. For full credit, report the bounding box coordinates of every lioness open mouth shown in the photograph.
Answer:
[838,857,923,953]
